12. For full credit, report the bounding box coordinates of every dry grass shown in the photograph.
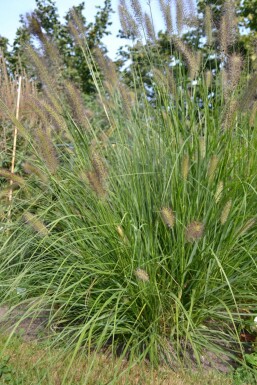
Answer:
[0,334,233,385]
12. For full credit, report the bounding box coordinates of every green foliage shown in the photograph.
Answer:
[233,366,257,385]
[0,355,21,384]
[0,36,9,58]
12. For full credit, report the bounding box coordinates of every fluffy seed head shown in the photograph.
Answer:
[159,0,173,34]
[117,225,124,238]
[22,162,48,184]
[199,136,206,159]
[64,81,92,131]
[176,0,183,34]
[186,221,204,242]
[34,126,59,174]
[220,14,228,54]
[205,70,213,89]
[182,155,190,180]
[0,169,25,186]
[220,1,237,54]
[161,207,175,228]
[86,171,107,198]
[94,48,118,92]
[238,72,257,112]
[220,200,232,225]
[205,5,213,46]
[0,185,19,200]
[173,37,199,79]
[116,225,128,243]
[119,84,135,116]
[91,153,108,183]
[249,101,257,127]
[228,53,242,91]
[130,0,143,23]
[23,212,49,237]
[134,268,149,282]
[144,12,156,42]
[118,0,140,37]
[152,68,169,90]
[222,99,238,129]
[25,46,61,114]
[221,69,228,96]
[208,156,219,182]
[215,181,224,203]
[238,218,256,237]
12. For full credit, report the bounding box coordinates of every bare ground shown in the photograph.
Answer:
[0,303,236,374]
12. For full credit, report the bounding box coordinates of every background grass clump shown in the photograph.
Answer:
[0,0,257,382]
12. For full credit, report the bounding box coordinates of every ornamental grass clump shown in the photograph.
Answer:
[0,0,257,375]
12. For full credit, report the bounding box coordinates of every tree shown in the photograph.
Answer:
[4,0,113,94]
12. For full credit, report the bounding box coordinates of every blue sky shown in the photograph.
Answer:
[0,0,170,59]
[0,0,119,58]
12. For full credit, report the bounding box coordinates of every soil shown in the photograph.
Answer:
[0,303,238,374]
[0,303,50,341]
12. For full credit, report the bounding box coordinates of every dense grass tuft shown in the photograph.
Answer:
[0,1,257,379]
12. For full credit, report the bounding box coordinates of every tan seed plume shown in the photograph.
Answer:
[116,225,128,243]
[25,45,62,114]
[91,152,108,184]
[159,0,173,34]
[222,99,238,130]
[215,181,224,203]
[208,156,219,182]
[134,268,149,282]
[0,185,19,200]
[186,221,204,242]
[199,136,206,159]
[23,162,48,184]
[250,101,257,127]
[117,225,124,238]
[182,155,190,180]
[238,218,256,237]
[173,37,199,79]
[94,48,118,93]
[64,81,92,131]
[205,70,213,89]
[86,171,106,198]
[23,212,49,237]
[176,0,183,34]
[0,169,25,186]
[239,70,257,113]
[118,0,140,37]
[228,53,242,91]
[220,200,232,225]
[220,1,237,54]
[130,0,143,24]
[205,5,213,46]
[144,12,156,42]
[34,126,59,174]
[161,207,175,229]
